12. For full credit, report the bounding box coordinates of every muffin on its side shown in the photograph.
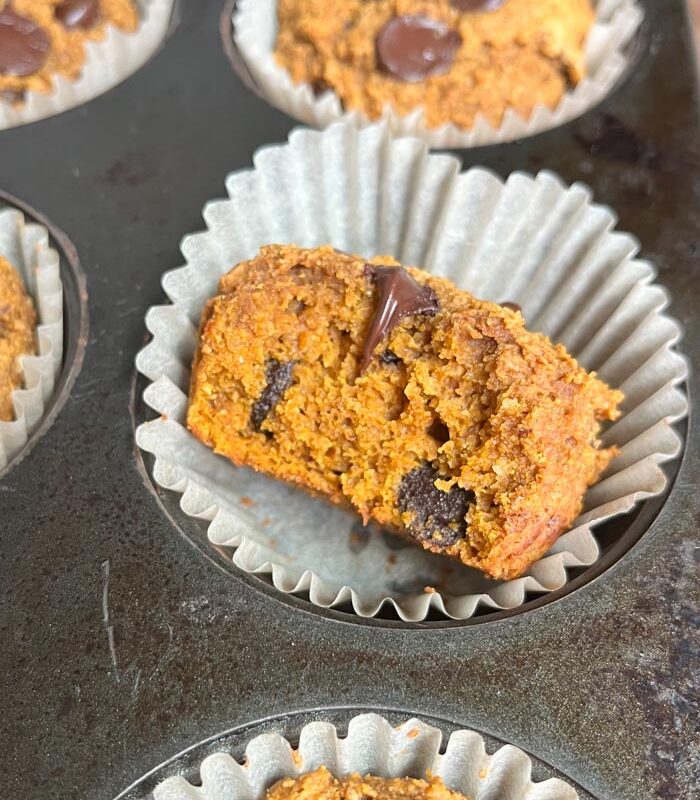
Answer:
[0,256,36,421]
[268,767,471,800]
[274,0,595,130]
[187,245,621,581]
[0,0,139,104]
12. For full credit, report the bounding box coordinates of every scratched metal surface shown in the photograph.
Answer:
[0,1,698,799]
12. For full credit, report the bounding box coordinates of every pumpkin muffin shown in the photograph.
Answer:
[187,245,621,581]
[0,0,139,104]
[274,0,595,130]
[268,767,471,800]
[0,256,36,421]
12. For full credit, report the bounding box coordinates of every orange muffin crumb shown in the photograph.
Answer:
[188,245,621,581]
[0,256,36,421]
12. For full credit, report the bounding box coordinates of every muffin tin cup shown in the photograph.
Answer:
[135,120,687,622]
[0,0,175,132]
[228,0,643,148]
[0,208,63,470]
[151,713,579,800]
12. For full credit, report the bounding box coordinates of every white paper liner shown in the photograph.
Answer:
[134,121,688,621]
[152,714,579,800]
[230,0,643,149]
[0,0,174,131]
[0,208,64,470]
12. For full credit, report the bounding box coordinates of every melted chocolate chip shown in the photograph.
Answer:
[380,349,402,365]
[376,15,461,83]
[0,8,50,77]
[450,0,505,11]
[55,0,101,29]
[250,359,295,432]
[502,301,521,312]
[361,265,439,373]
[397,463,473,547]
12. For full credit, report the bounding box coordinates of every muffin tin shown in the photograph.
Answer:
[0,0,698,798]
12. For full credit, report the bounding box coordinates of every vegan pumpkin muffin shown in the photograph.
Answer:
[268,767,471,800]
[274,0,595,129]
[0,256,36,421]
[187,245,621,581]
[0,0,139,104]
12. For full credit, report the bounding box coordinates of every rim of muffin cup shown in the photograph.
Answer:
[149,713,581,800]
[0,0,176,132]
[134,120,688,623]
[223,0,645,148]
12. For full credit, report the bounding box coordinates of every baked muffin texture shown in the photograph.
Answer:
[0,0,139,102]
[0,256,36,421]
[268,767,471,800]
[187,245,621,581]
[274,0,595,130]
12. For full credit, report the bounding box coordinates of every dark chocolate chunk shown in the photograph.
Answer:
[450,0,505,11]
[55,0,101,29]
[0,8,50,77]
[361,265,439,372]
[250,359,295,431]
[380,349,402,365]
[502,301,521,312]
[376,15,461,83]
[397,462,473,547]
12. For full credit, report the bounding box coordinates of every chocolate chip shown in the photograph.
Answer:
[376,15,461,83]
[361,265,439,372]
[380,349,402,365]
[502,301,521,312]
[0,7,50,77]
[450,0,505,11]
[397,463,473,547]
[250,359,295,432]
[55,0,101,29]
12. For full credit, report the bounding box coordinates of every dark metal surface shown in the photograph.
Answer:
[0,1,698,799]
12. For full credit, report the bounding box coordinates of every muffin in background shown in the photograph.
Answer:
[0,0,139,105]
[274,0,594,130]
[0,256,36,422]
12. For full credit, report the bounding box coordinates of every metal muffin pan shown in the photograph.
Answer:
[0,0,697,798]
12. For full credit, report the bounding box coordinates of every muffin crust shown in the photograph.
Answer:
[274,0,595,129]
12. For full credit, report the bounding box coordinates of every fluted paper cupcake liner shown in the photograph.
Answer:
[230,0,643,148]
[135,121,687,621]
[152,714,579,800]
[0,0,174,132]
[0,208,63,470]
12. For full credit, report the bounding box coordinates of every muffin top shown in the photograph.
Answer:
[0,256,36,422]
[275,0,595,129]
[268,766,472,800]
[0,0,139,102]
